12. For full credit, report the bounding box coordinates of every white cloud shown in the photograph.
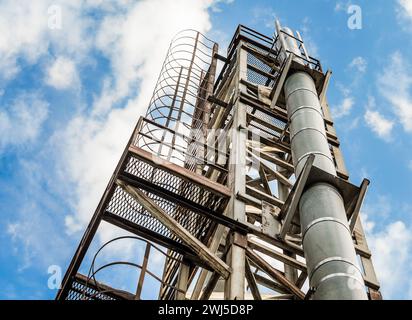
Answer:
[0,93,49,151]
[364,109,394,141]
[54,0,223,237]
[334,1,353,12]
[0,1,48,79]
[211,0,235,13]
[346,116,360,131]
[299,17,319,58]
[331,57,369,120]
[398,0,412,18]
[57,106,136,234]
[349,56,367,73]
[0,1,95,81]
[334,2,343,12]
[45,57,78,90]
[363,195,392,219]
[6,160,70,272]
[92,0,214,117]
[7,207,68,272]
[251,7,277,29]
[362,213,412,299]
[1,0,232,287]
[333,96,354,119]
[332,82,354,119]
[377,52,412,133]
[331,66,364,119]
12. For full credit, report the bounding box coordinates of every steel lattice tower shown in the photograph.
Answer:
[56,22,382,300]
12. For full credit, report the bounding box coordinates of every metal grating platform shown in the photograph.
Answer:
[57,24,381,301]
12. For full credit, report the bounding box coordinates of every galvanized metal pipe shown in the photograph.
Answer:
[284,71,367,300]
[275,22,367,299]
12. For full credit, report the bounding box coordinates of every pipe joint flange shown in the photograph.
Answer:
[308,256,363,281]
[296,152,334,168]
[290,127,328,142]
[285,87,318,101]
[314,272,365,292]
[302,217,351,242]
[289,105,324,121]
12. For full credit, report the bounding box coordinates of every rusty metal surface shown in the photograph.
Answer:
[58,25,381,301]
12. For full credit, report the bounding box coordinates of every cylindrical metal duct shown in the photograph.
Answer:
[275,24,304,65]
[284,71,367,300]
[282,27,301,57]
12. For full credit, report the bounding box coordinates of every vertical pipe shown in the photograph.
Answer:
[275,20,287,58]
[275,21,366,299]
[224,101,247,299]
[295,31,310,66]
[284,71,367,300]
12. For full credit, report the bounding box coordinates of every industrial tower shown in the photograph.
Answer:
[56,22,382,300]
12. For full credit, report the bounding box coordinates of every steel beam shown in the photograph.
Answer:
[116,180,231,279]
[191,224,227,300]
[245,259,262,300]
[224,45,248,300]
[246,247,305,300]
[349,179,370,232]
[135,243,151,299]
[278,154,314,239]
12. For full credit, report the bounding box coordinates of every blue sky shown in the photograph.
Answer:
[1,0,412,300]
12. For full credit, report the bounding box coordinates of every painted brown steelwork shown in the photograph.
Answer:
[57,25,381,301]
[56,30,229,300]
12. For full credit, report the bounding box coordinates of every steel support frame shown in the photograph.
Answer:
[57,24,382,301]
[224,42,248,299]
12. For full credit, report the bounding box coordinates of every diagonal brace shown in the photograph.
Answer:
[246,247,305,300]
[270,54,293,106]
[116,179,231,279]
[278,154,315,239]
[245,258,262,300]
[349,178,370,232]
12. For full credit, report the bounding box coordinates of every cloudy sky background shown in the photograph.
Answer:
[1,0,412,299]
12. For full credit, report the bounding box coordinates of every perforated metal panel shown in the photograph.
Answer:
[105,185,213,242]
[66,279,117,301]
